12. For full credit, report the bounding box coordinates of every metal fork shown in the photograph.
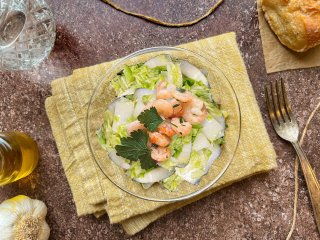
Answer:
[266,79,320,233]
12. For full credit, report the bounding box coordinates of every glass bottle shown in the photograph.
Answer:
[0,132,39,186]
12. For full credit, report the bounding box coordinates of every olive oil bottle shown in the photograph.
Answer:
[0,132,39,186]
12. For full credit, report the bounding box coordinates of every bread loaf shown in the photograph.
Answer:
[261,0,320,52]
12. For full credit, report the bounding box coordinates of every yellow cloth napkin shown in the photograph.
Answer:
[45,32,277,235]
[257,0,320,73]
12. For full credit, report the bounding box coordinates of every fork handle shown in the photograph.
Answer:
[292,142,320,232]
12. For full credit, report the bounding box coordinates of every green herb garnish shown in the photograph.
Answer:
[177,88,186,93]
[115,130,157,169]
[137,107,163,132]
[173,104,180,108]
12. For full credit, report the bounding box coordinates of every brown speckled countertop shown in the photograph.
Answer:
[0,0,320,239]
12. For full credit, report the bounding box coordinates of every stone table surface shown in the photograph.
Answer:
[1,0,320,239]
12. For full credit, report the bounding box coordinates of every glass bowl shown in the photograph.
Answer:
[86,47,241,202]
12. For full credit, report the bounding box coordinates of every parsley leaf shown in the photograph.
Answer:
[137,107,163,132]
[173,104,180,108]
[139,151,157,169]
[115,130,157,170]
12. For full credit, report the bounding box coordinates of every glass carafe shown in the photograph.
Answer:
[0,0,56,70]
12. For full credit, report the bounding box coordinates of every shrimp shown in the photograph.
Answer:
[148,132,171,147]
[145,99,174,118]
[156,81,176,100]
[169,98,184,117]
[171,118,192,136]
[157,122,177,137]
[173,90,192,103]
[182,96,208,124]
[127,120,146,135]
[151,147,171,162]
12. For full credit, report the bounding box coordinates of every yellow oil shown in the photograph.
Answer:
[0,132,39,186]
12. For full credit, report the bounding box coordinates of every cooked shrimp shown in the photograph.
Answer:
[127,120,146,135]
[169,98,184,117]
[173,90,192,102]
[157,122,177,137]
[182,96,208,124]
[156,81,175,100]
[171,118,192,136]
[149,132,171,147]
[145,99,174,118]
[151,147,171,162]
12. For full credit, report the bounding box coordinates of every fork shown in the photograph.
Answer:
[266,79,320,233]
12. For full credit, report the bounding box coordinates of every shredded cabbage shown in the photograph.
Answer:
[167,63,183,87]
[169,134,192,158]
[127,161,147,179]
[162,174,183,191]
[158,158,179,170]
[96,110,128,150]
[112,65,164,96]
[175,149,212,183]
[142,94,154,104]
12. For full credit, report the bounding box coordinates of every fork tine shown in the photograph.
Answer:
[270,81,283,124]
[281,78,294,121]
[276,79,289,122]
[265,85,279,128]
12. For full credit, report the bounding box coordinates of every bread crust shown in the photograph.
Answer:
[262,0,320,52]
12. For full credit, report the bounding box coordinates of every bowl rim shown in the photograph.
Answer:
[86,46,242,202]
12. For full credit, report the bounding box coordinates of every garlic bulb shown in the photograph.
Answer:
[0,195,50,240]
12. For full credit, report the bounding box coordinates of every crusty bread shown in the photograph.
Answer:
[261,0,320,52]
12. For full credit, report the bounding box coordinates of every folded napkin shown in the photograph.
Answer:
[45,32,277,235]
[257,0,320,73]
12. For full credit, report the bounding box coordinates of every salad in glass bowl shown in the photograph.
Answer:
[96,54,226,191]
[87,47,240,202]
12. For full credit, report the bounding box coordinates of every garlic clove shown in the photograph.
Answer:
[0,208,18,227]
[38,221,50,240]
[1,195,28,208]
[17,197,35,216]
[32,199,47,219]
[2,226,14,239]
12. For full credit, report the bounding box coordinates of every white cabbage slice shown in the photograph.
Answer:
[192,131,211,151]
[142,183,154,189]
[176,141,192,166]
[107,99,117,115]
[166,62,183,87]
[175,145,221,184]
[134,88,156,100]
[133,100,145,118]
[118,88,135,97]
[108,150,131,169]
[205,145,221,173]
[179,60,209,86]
[133,88,156,117]
[214,115,226,126]
[202,119,225,142]
[112,98,134,131]
[144,54,172,68]
[134,167,172,183]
